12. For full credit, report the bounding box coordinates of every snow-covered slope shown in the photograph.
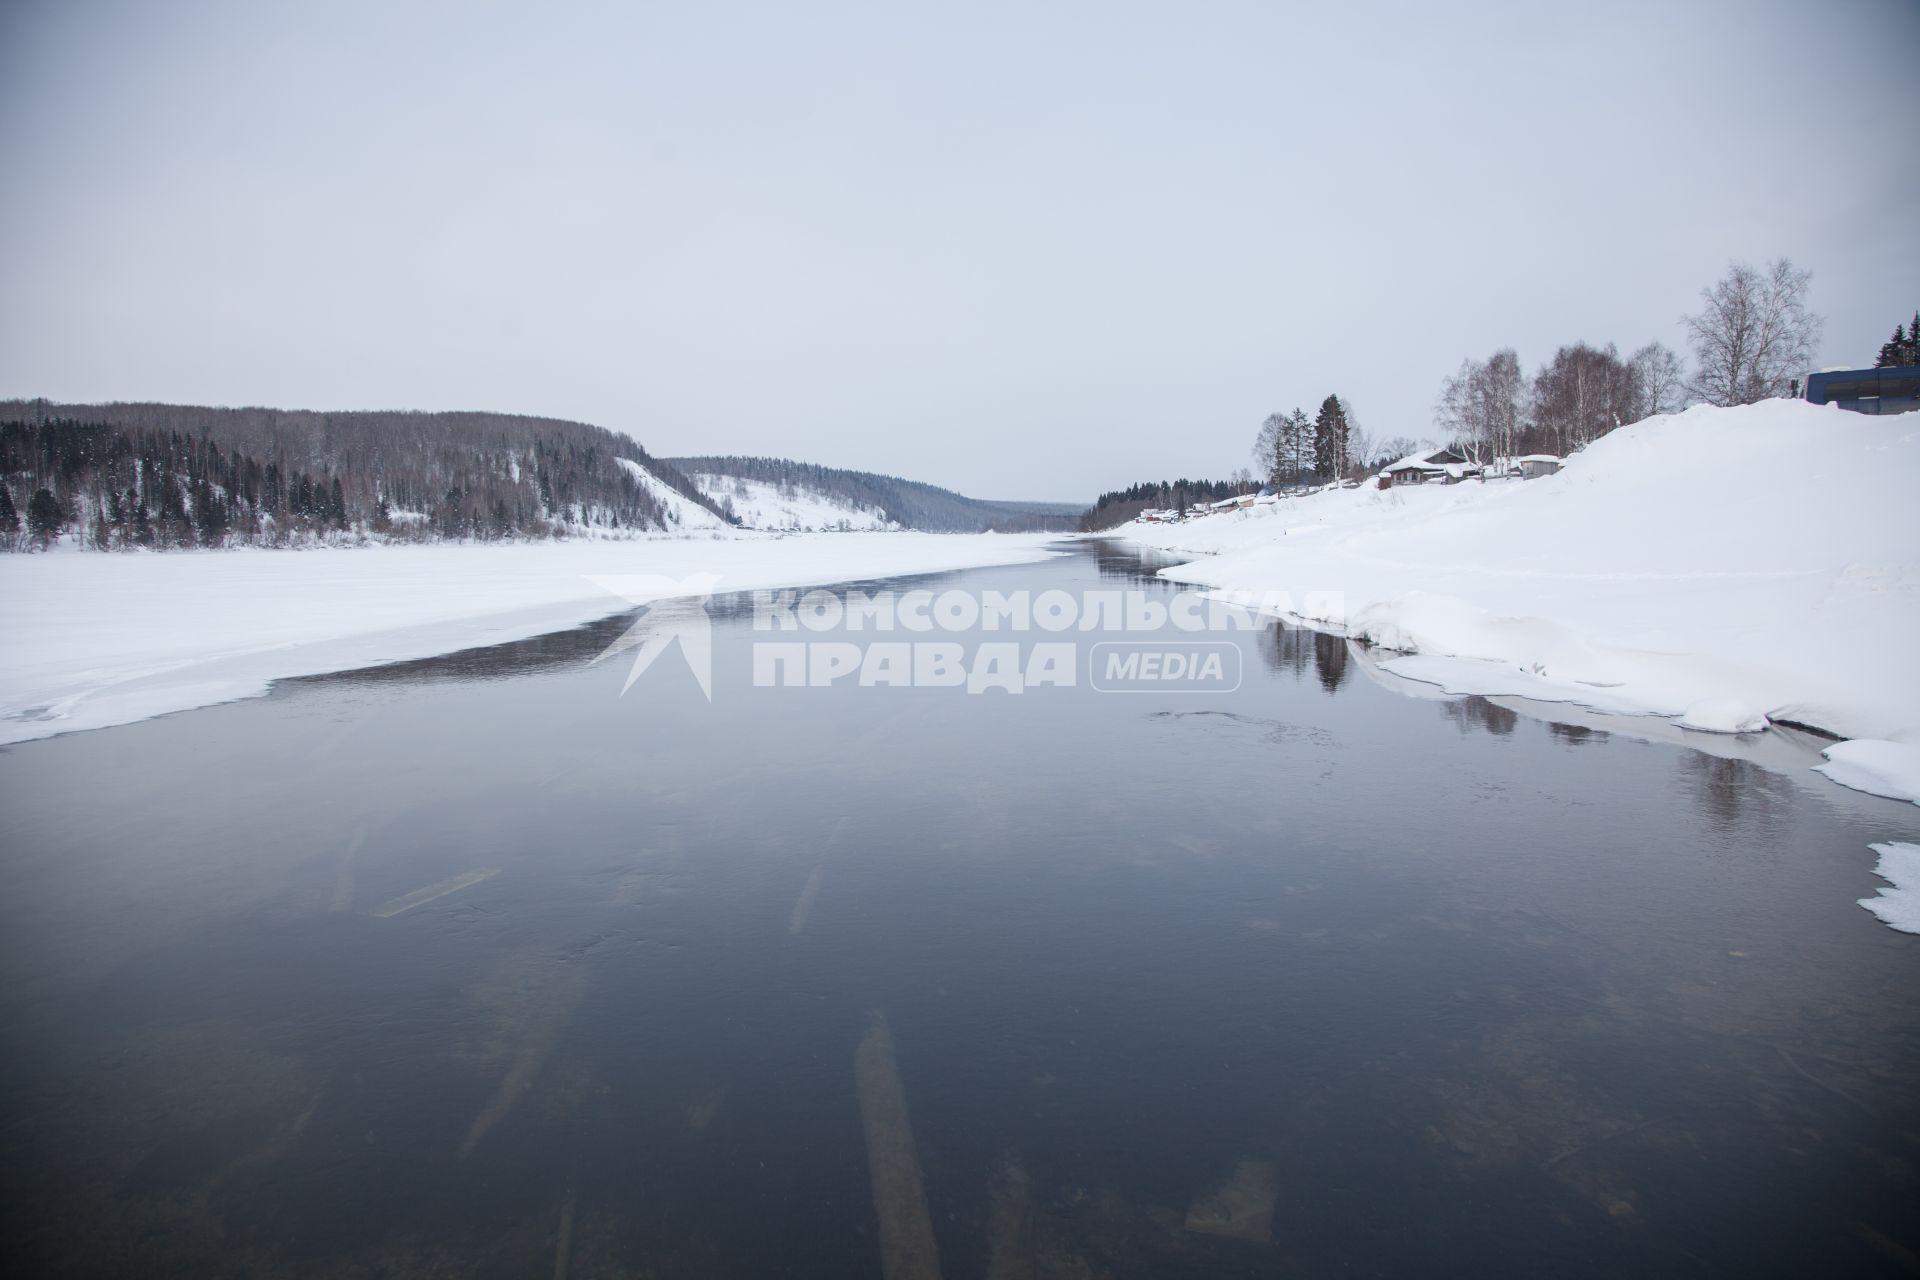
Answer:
[690,473,898,531]
[1124,400,1920,805]
[613,457,730,531]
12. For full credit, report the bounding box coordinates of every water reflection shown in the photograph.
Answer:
[1088,537,1188,584]
[298,612,630,688]
[1257,620,1310,678]
[1313,632,1350,693]
[1441,695,1519,737]
[294,571,982,693]
[1683,752,1784,829]
[1256,621,1354,693]
[1548,721,1609,748]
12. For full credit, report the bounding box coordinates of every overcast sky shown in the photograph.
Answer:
[2,1,1915,499]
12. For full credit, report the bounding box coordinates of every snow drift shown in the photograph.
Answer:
[1124,400,1920,802]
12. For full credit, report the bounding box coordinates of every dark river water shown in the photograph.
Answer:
[3,541,1918,1278]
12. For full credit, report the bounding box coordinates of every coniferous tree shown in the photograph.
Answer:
[1312,395,1351,481]
[193,477,229,545]
[1876,315,1920,367]
[27,487,65,548]
[1878,325,1904,368]
[0,484,18,536]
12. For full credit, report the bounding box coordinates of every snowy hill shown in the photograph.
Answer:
[613,458,732,531]
[667,455,1080,533]
[0,400,734,546]
[690,472,898,532]
[1124,400,1920,804]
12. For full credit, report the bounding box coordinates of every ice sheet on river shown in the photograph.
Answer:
[0,533,1058,745]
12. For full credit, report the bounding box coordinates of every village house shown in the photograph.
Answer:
[1378,447,1476,487]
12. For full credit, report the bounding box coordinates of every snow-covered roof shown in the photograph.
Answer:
[1515,454,1561,464]
[1381,446,1462,474]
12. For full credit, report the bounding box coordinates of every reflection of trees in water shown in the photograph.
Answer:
[1086,539,1186,585]
[1258,623,1312,679]
[1440,696,1519,737]
[1682,753,1782,829]
[1256,623,1351,693]
[1313,632,1350,693]
[1547,721,1609,747]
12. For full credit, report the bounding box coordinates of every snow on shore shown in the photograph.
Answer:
[1123,400,1920,802]
[0,533,1058,745]
[1817,738,1920,807]
[1859,842,1920,934]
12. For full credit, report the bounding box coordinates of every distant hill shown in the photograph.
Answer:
[666,455,1080,533]
[0,399,728,548]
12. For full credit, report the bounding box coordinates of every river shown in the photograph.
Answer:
[2,540,1916,1277]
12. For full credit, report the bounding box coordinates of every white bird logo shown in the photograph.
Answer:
[585,573,722,700]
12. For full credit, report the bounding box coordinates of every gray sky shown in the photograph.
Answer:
[3,1,1915,499]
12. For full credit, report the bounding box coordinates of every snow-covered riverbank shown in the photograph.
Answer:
[1122,400,1920,805]
[0,532,1060,744]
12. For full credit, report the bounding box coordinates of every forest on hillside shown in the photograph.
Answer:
[1078,478,1255,530]
[666,455,1080,533]
[0,401,727,550]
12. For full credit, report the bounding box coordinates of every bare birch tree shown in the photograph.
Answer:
[1252,412,1287,487]
[1534,342,1641,455]
[1628,340,1687,420]
[1681,259,1822,406]
[1437,350,1527,466]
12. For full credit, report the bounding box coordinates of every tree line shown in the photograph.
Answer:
[0,401,729,551]
[1077,477,1255,530]
[1432,259,1825,465]
[1252,394,1374,490]
[1078,259,1873,525]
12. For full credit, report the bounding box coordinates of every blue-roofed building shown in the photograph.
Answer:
[1804,366,1920,416]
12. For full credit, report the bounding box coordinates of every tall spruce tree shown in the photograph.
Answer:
[1879,314,1920,367]
[1879,324,1906,368]
[1312,395,1351,481]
